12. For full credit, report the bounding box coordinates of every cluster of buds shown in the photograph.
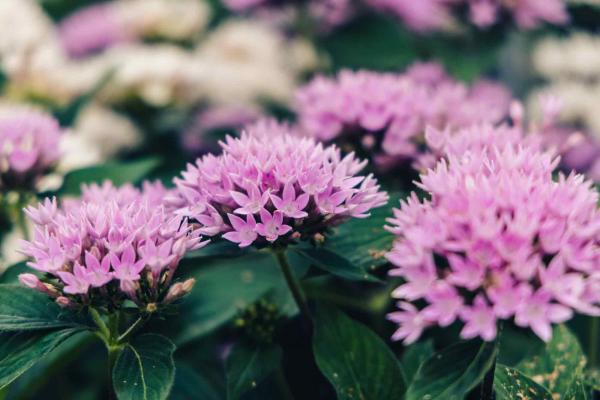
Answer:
[169,119,388,248]
[19,181,207,312]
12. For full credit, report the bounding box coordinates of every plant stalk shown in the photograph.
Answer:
[273,249,313,325]
[590,317,599,368]
[480,356,497,400]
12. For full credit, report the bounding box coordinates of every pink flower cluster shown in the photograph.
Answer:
[366,0,568,32]
[294,63,511,171]
[170,120,388,247]
[19,181,206,310]
[0,108,62,190]
[59,3,129,57]
[222,0,352,30]
[386,139,600,344]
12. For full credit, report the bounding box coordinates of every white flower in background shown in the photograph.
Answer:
[0,0,59,75]
[117,0,211,41]
[194,19,319,106]
[530,33,600,139]
[533,33,600,80]
[0,227,26,271]
[57,103,141,173]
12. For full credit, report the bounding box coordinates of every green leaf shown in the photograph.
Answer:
[176,252,298,344]
[170,364,223,400]
[401,340,434,385]
[564,377,590,400]
[583,369,600,390]
[517,325,586,396]
[0,328,82,389]
[225,342,282,400]
[5,331,95,399]
[325,193,399,272]
[0,284,87,331]
[494,365,552,400]
[497,325,545,367]
[0,262,36,284]
[405,340,498,400]
[313,304,406,400]
[294,247,380,282]
[113,334,176,400]
[58,157,161,196]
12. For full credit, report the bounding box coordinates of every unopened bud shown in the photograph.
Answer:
[291,232,301,240]
[181,278,195,293]
[43,283,61,297]
[146,303,158,313]
[19,273,40,289]
[56,296,72,308]
[164,283,183,304]
[313,233,325,244]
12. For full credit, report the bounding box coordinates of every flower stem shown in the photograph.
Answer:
[273,249,313,325]
[590,317,599,367]
[117,316,147,344]
[107,344,121,400]
[480,355,497,400]
[89,307,110,341]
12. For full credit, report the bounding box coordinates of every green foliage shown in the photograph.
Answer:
[313,304,406,400]
[401,340,434,385]
[0,328,83,389]
[112,334,176,400]
[0,284,88,331]
[170,364,224,400]
[176,252,297,344]
[294,247,380,282]
[405,340,498,400]
[225,341,282,400]
[57,157,161,196]
[494,365,553,400]
[517,325,587,397]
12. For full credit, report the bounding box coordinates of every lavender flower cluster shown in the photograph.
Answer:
[386,137,600,343]
[294,63,511,171]
[19,181,206,311]
[0,108,62,190]
[169,120,388,247]
[366,0,568,31]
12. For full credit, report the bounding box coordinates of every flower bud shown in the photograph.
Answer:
[181,278,195,293]
[19,273,40,289]
[56,296,72,308]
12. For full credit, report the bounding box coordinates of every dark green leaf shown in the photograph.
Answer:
[517,325,586,396]
[497,325,545,367]
[494,365,552,400]
[58,157,161,196]
[564,377,590,400]
[313,304,406,400]
[0,262,38,284]
[401,340,434,385]
[406,340,498,400]
[225,342,282,400]
[113,334,176,400]
[0,284,87,331]
[0,328,82,389]
[325,193,399,272]
[5,331,95,399]
[176,252,297,344]
[170,363,223,400]
[294,248,380,282]
[583,369,600,390]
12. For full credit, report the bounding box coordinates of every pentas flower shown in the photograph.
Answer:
[169,119,388,247]
[0,108,62,190]
[386,142,600,344]
[294,63,511,172]
[59,3,129,57]
[365,0,567,32]
[19,181,206,311]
